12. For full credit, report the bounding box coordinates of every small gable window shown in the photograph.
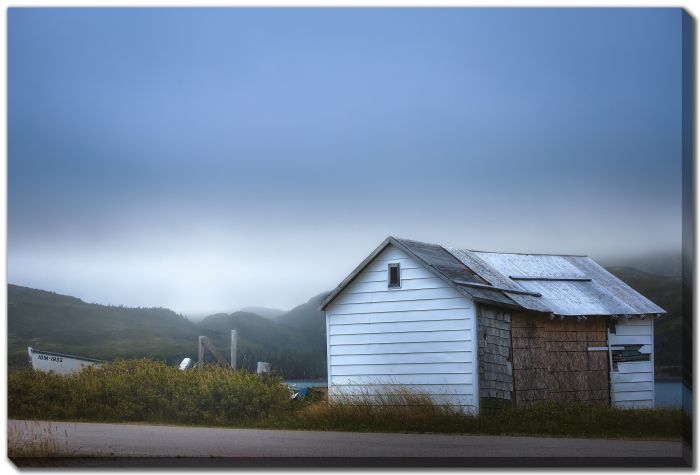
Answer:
[388,263,401,288]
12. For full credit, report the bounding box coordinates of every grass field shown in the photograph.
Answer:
[8,359,684,441]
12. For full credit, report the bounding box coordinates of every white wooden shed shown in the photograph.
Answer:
[320,237,665,412]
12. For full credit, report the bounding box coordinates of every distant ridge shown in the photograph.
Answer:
[238,306,286,320]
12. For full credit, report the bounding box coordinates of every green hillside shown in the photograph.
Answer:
[8,284,200,367]
[276,292,330,348]
[7,285,327,378]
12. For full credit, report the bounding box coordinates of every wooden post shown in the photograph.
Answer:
[198,336,205,368]
[230,330,238,370]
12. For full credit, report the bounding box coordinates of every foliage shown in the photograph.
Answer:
[8,360,293,426]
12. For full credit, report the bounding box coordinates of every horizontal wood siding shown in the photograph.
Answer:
[326,244,477,411]
[511,313,609,407]
[609,318,654,408]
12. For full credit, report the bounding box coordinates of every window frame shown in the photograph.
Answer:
[387,262,401,289]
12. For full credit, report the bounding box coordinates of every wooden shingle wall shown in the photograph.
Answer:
[511,312,609,407]
[477,305,514,408]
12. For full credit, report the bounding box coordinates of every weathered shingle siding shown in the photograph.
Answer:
[511,312,610,407]
[476,305,513,408]
[325,244,478,411]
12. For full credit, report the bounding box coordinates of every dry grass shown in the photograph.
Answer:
[8,420,73,458]
[284,387,683,440]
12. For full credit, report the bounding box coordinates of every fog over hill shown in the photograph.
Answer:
[598,250,682,278]
[238,306,286,320]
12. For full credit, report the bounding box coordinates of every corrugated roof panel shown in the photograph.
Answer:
[473,252,587,280]
[445,247,550,312]
[451,250,666,316]
[564,256,666,315]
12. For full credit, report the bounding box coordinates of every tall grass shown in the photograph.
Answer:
[8,362,683,440]
[8,420,73,458]
[286,388,682,439]
[8,359,292,426]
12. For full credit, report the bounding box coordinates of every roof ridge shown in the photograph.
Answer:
[464,248,589,258]
[392,237,589,258]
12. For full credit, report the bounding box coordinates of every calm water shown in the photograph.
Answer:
[284,380,328,388]
[655,380,684,408]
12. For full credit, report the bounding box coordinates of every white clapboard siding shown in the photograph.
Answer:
[332,287,463,306]
[326,244,478,411]
[616,400,656,409]
[609,335,653,345]
[616,361,654,374]
[330,340,474,356]
[611,372,654,383]
[613,324,655,336]
[332,362,472,376]
[330,319,471,335]
[613,390,655,402]
[330,383,473,396]
[609,318,654,409]
[329,298,471,315]
[331,393,475,407]
[330,329,471,346]
[331,351,473,366]
[330,308,469,325]
[331,373,471,386]
[344,277,451,293]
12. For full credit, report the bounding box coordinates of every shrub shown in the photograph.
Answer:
[8,359,292,426]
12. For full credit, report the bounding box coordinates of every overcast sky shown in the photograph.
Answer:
[8,8,683,315]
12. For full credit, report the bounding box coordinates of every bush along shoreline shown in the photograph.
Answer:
[9,359,684,440]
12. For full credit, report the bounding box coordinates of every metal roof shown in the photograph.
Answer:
[446,248,665,316]
[320,236,666,317]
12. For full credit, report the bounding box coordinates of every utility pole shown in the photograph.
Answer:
[198,336,205,368]
[231,330,238,370]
